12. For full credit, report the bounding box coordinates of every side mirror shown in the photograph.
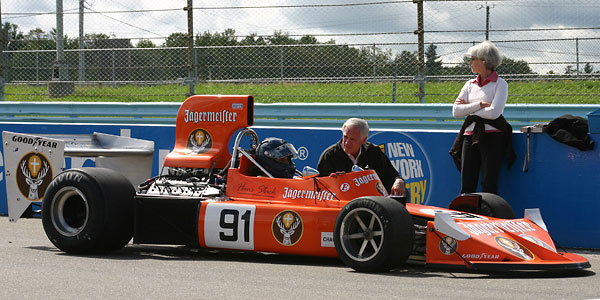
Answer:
[302,166,320,178]
[351,165,364,172]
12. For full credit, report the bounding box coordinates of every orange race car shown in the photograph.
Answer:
[41,95,591,272]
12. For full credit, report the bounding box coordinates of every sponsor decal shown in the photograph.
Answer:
[186,128,212,154]
[184,109,238,124]
[16,152,53,201]
[439,236,458,255]
[461,253,500,260]
[352,173,379,187]
[272,210,303,246]
[231,103,244,109]
[495,236,534,260]
[340,183,350,192]
[420,208,488,220]
[519,234,555,252]
[11,135,59,149]
[321,232,334,247]
[376,182,387,196]
[459,220,536,237]
[368,132,432,205]
[282,187,336,201]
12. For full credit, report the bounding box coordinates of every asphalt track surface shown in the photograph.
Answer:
[2,216,599,300]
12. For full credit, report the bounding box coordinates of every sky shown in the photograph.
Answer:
[3,0,600,73]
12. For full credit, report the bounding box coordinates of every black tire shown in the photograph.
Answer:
[452,193,515,219]
[41,168,135,254]
[334,196,414,272]
[474,192,515,219]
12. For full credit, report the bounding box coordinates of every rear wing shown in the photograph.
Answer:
[163,95,254,170]
[2,131,154,222]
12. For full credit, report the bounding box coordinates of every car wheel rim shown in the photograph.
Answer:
[339,207,384,262]
[51,187,89,237]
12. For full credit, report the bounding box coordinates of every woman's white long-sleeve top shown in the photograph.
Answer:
[452,75,508,131]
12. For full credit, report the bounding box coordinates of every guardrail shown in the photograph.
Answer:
[0,101,598,130]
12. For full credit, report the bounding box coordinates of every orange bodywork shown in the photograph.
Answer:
[198,165,388,257]
[163,95,253,169]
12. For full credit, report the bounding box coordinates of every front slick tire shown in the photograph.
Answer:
[41,168,135,254]
[334,196,414,272]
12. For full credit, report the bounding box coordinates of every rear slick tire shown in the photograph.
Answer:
[41,168,135,254]
[334,196,414,272]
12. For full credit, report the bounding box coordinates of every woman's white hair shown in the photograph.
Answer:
[465,41,503,71]
[342,118,369,138]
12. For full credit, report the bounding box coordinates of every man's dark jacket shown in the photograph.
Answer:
[317,140,400,192]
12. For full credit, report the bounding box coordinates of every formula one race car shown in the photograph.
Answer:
[37,95,590,272]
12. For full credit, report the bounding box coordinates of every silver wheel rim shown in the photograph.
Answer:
[51,186,89,237]
[339,207,384,262]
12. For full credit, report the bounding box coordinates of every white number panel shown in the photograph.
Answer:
[203,203,256,250]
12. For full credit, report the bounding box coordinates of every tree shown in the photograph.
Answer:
[564,65,576,74]
[1,22,24,50]
[497,57,534,74]
[136,39,156,48]
[424,44,442,75]
[196,29,237,46]
[299,35,318,45]
[394,50,418,76]
[164,32,188,47]
[239,33,266,45]
[268,31,297,45]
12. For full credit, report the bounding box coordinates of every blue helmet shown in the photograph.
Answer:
[255,138,298,178]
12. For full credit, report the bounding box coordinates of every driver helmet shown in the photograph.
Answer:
[255,137,298,178]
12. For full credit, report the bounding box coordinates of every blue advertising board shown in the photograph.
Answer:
[1,122,598,248]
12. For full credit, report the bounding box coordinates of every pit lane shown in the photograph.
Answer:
[1,216,598,299]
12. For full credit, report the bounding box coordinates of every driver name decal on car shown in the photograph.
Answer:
[204,203,256,250]
[186,128,212,154]
[272,210,303,246]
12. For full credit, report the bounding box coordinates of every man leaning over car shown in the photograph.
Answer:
[317,118,406,196]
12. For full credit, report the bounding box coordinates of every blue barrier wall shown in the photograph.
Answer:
[1,122,598,248]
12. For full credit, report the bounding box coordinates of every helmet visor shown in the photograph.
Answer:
[271,142,298,159]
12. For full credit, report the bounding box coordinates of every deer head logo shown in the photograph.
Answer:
[272,211,303,246]
[17,153,52,201]
[186,128,212,154]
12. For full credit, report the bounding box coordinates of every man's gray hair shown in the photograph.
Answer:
[342,118,369,138]
[465,41,503,71]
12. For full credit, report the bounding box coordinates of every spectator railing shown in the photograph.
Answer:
[0,102,597,130]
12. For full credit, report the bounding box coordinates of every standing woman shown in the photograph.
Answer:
[450,41,515,194]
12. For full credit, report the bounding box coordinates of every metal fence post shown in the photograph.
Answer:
[280,46,284,84]
[185,0,196,96]
[78,0,85,82]
[414,0,426,103]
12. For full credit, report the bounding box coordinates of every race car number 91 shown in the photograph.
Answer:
[204,203,256,250]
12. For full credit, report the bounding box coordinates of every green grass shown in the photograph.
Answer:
[4,80,600,104]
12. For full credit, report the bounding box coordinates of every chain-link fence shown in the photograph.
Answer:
[1,0,599,103]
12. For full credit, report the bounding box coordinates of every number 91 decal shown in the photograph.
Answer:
[203,203,256,250]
